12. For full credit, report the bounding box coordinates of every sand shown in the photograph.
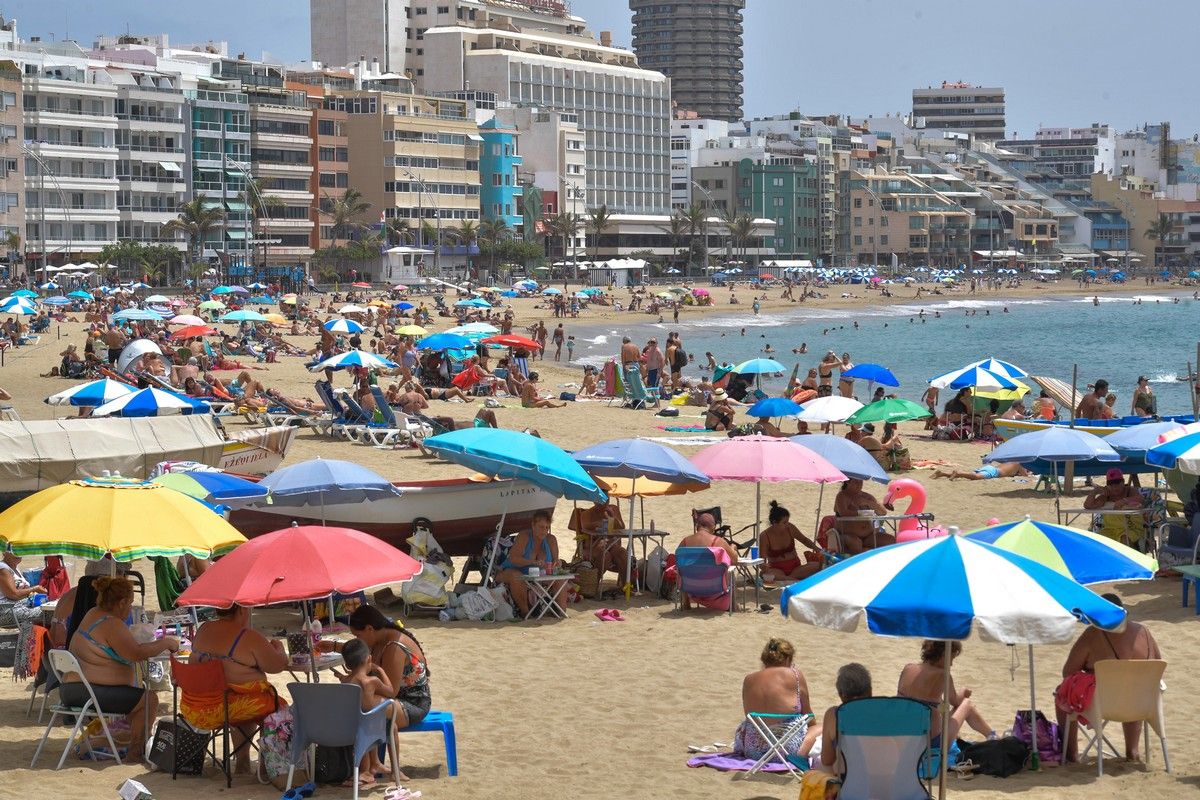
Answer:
[1,278,1197,800]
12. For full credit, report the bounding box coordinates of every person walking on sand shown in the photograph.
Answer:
[552,323,565,362]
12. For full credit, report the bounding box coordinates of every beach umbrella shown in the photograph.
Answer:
[796,396,864,424]
[351,281,372,289]
[247,282,269,290]
[985,426,1120,518]
[255,458,402,525]
[310,349,398,372]
[845,398,932,425]
[0,477,246,563]
[145,294,170,303]
[263,313,288,326]
[481,334,541,350]
[574,438,711,596]
[42,296,71,306]
[929,365,1019,391]
[542,287,563,295]
[280,295,298,305]
[219,309,269,323]
[198,299,226,311]
[1146,431,1200,474]
[1104,421,1186,457]
[169,325,218,340]
[91,387,210,418]
[128,282,151,290]
[169,314,207,327]
[151,471,270,511]
[970,358,1029,380]
[45,378,136,408]
[691,435,846,537]
[394,302,415,310]
[455,297,491,308]
[747,396,804,419]
[338,304,368,315]
[733,358,786,374]
[175,526,422,609]
[841,363,899,387]
[788,434,888,484]
[416,332,471,351]
[67,290,94,301]
[210,286,234,295]
[111,308,165,322]
[393,324,428,337]
[12,288,37,297]
[446,322,500,335]
[324,318,365,334]
[38,282,59,291]
[1,295,38,315]
[423,428,606,584]
[782,534,1126,798]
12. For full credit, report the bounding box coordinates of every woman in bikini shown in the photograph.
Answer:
[65,577,179,761]
[186,605,288,773]
[732,638,820,761]
[759,501,822,582]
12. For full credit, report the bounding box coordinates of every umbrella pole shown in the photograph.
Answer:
[1028,643,1039,770]
[481,493,514,589]
[625,478,637,601]
[755,481,762,537]
[813,483,825,549]
[938,641,952,800]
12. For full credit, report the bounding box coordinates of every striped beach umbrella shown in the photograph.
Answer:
[91,387,210,418]
[324,318,365,334]
[970,358,1029,380]
[45,378,137,408]
[1147,430,1200,474]
[929,364,1019,391]
[1,295,38,315]
[310,349,398,372]
[111,308,165,321]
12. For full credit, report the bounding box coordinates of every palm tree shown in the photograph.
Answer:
[683,204,709,274]
[1144,213,1175,271]
[161,198,226,265]
[656,211,689,272]
[385,218,413,247]
[478,218,510,275]
[728,214,755,263]
[545,212,581,279]
[586,204,614,265]
[320,188,371,246]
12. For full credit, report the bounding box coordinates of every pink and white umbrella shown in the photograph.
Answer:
[690,435,846,536]
[169,314,206,327]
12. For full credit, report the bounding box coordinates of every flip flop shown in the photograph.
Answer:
[383,789,422,800]
[281,783,316,800]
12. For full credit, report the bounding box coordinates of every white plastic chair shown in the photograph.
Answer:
[30,649,126,769]
[1069,659,1170,776]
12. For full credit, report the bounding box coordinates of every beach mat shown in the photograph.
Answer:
[656,424,707,433]
[687,752,795,773]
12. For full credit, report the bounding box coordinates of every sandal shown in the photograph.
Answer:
[281,782,316,800]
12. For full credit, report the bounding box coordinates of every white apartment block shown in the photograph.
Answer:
[912,82,1006,142]
[423,25,671,214]
[310,0,587,84]
[669,117,729,211]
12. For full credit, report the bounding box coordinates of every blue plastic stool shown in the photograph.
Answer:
[397,710,458,777]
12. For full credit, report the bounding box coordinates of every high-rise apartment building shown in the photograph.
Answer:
[423,26,670,214]
[310,0,587,85]
[183,85,252,266]
[0,60,23,276]
[911,82,1006,142]
[629,0,745,123]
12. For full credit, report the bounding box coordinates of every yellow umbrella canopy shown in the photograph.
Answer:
[263,313,289,326]
[0,477,247,562]
[594,475,710,498]
[394,324,428,336]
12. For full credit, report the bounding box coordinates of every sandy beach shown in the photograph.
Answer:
[1,278,1198,800]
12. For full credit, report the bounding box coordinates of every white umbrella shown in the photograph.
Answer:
[796,396,864,424]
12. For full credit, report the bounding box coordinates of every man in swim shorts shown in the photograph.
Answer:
[932,463,1030,481]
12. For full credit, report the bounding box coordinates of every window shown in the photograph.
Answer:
[880,235,888,245]
[319,172,336,188]
[853,216,861,227]
[853,235,862,246]
[317,119,335,136]
[909,216,924,230]
[853,197,862,209]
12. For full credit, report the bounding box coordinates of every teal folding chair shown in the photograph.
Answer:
[836,696,932,800]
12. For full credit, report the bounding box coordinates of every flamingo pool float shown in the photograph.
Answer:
[883,478,950,542]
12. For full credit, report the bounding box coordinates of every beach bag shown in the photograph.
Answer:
[402,527,453,608]
[459,587,499,621]
[1012,709,1061,765]
[259,706,296,782]
[656,407,679,417]
[956,736,1029,778]
[148,718,210,775]
[314,744,355,784]
[558,392,576,401]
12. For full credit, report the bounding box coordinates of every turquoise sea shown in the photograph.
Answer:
[571,292,1200,415]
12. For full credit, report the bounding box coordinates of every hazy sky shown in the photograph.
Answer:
[8,0,1199,136]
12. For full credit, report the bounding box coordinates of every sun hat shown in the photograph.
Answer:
[712,388,728,400]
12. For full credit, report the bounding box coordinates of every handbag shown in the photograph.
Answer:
[148,719,210,775]
[314,744,355,784]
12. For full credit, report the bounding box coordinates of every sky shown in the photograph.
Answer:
[7,0,1200,136]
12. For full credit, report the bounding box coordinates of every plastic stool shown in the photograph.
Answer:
[398,710,457,777]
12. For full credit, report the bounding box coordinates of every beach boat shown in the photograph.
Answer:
[992,415,1195,440]
[227,476,556,557]
[218,425,299,475]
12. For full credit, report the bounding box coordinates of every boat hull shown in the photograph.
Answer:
[219,426,298,475]
[994,415,1194,440]
[228,477,557,556]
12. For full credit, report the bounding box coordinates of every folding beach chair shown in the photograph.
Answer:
[364,385,422,447]
[836,697,931,800]
[741,712,812,779]
[673,546,735,615]
[692,506,757,557]
[31,650,126,769]
[339,391,400,444]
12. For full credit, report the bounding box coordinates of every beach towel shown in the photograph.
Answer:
[152,557,185,612]
[622,363,649,404]
[1054,671,1096,725]
[656,424,707,432]
[686,752,795,773]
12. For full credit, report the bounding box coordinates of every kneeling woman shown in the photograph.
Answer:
[733,638,820,762]
[65,577,180,761]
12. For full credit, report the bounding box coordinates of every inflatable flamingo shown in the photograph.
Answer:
[883,478,950,542]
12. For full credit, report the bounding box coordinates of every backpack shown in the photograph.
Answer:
[1011,709,1061,766]
[956,736,1029,778]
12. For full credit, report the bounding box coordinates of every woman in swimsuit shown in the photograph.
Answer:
[838,353,855,398]
[759,501,822,582]
[332,605,433,730]
[1131,376,1156,417]
[817,351,838,388]
[186,605,288,773]
[496,509,569,617]
[733,638,820,761]
[65,577,179,761]
[897,640,996,750]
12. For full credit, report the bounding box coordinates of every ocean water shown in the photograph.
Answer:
[570,292,1200,414]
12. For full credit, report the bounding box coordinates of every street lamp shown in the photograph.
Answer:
[558,173,584,264]
[21,144,72,281]
[690,179,729,269]
[860,180,881,275]
[402,169,440,276]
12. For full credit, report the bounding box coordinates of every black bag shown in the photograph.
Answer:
[314,744,355,784]
[0,632,17,668]
[149,719,211,775]
[559,392,576,401]
[956,736,1029,778]
[656,407,679,417]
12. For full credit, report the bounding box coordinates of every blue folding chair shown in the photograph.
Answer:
[673,546,735,615]
[836,696,932,800]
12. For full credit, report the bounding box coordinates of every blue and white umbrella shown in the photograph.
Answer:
[144,294,170,304]
[1147,431,1200,474]
[1105,421,1186,458]
[111,308,165,322]
[310,349,398,372]
[970,358,1028,380]
[45,378,137,408]
[91,387,210,418]
[1,295,38,315]
[42,296,72,306]
[219,309,269,323]
[38,282,59,291]
[324,318,365,334]
[128,282,152,290]
[246,282,269,290]
[541,287,562,295]
[782,534,1126,799]
[929,364,1018,391]
[789,433,888,483]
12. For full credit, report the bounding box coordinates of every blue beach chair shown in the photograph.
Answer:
[836,696,932,800]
